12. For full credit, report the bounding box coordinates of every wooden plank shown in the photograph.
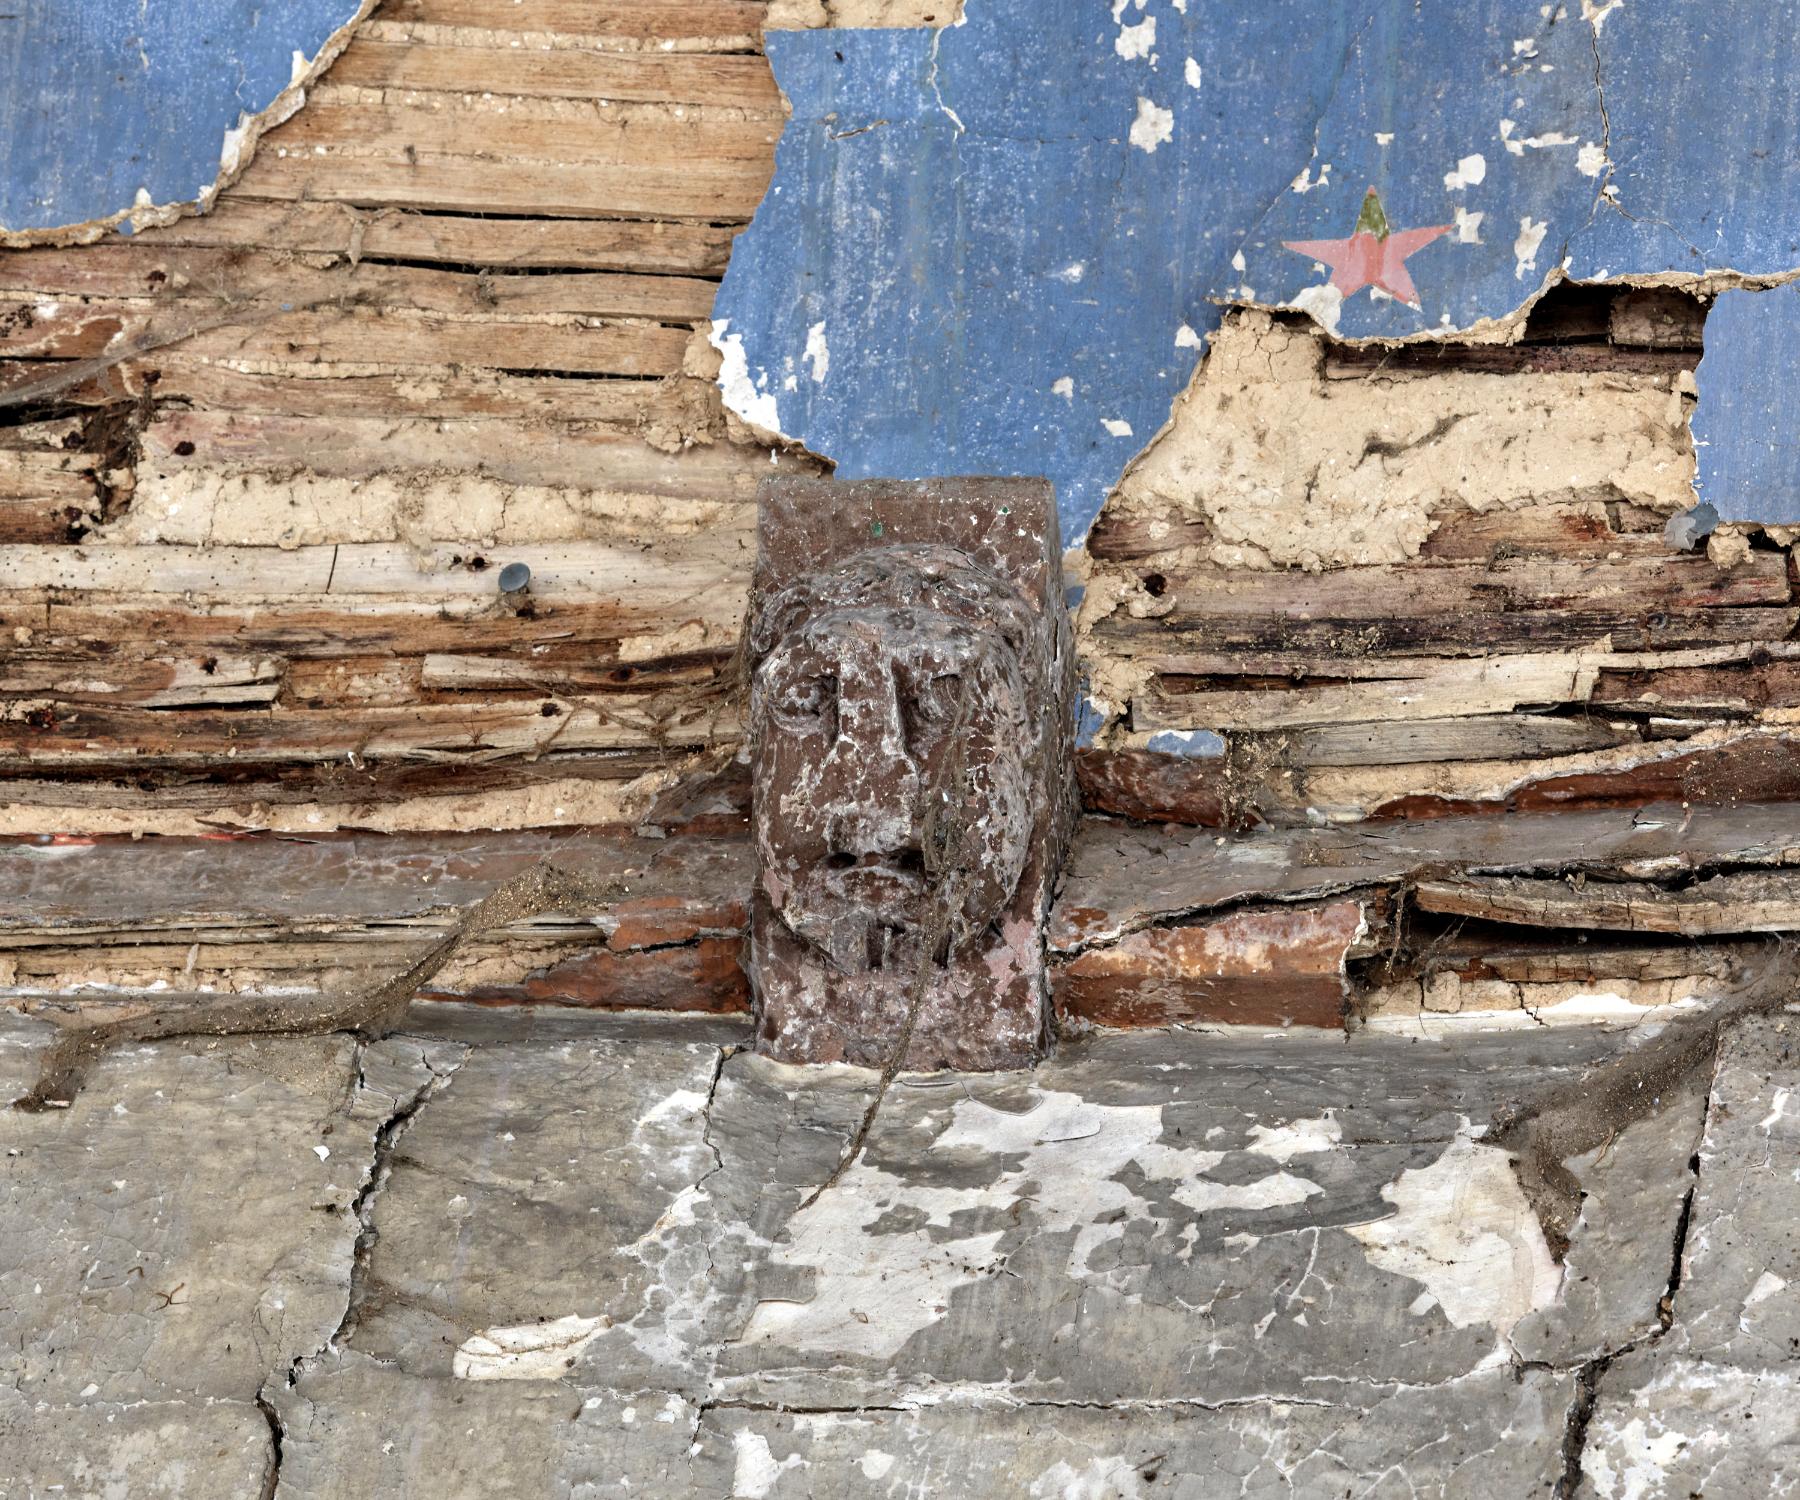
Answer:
[278,89,781,169]
[1414,871,1800,936]
[0,539,749,604]
[1594,660,1800,712]
[233,149,772,221]
[1,301,692,377]
[12,598,742,661]
[374,0,769,43]
[128,199,739,275]
[0,499,74,544]
[0,451,96,504]
[1,696,739,767]
[326,38,782,108]
[1143,556,1792,622]
[1,651,282,707]
[1092,605,1799,655]
[1282,713,1636,767]
[1051,799,1800,953]
[0,246,722,322]
[1136,651,1607,732]
[1054,901,1364,1030]
[140,410,784,500]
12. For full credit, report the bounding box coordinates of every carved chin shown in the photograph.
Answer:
[773,860,1014,976]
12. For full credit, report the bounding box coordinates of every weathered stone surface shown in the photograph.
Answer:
[706,1026,1681,1408]
[747,476,1076,1071]
[0,1005,1724,1493]
[1584,1354,1800,1498]
[1670,1015,1800,1367]
[0,1015,444,1405]
[699,1369,1573,1498]
[0,1394,273,1499]
[344,1027,731,1392]
[272,1356,700,1498]
[1511,1084,1707,1367]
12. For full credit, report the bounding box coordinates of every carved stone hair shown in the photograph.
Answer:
[748,544,1038,665]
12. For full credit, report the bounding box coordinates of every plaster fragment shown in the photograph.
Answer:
[1347,1126,1560,1352]
[1114,16,1155,60]
[451,1313,608,1379]
[1513,216,1549,278]
[1129,96,1174,153]
[1443,153,1486,190]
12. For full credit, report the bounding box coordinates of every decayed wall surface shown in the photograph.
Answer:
[4,0,1800,1033]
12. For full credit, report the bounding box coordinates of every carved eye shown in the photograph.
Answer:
[899,671,963,749]
[768,672,838,736]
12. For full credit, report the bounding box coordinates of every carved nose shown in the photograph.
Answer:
[819,664,921,855]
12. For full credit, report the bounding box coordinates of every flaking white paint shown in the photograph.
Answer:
[1129,97,1174,154]
[452,1314,608,1379]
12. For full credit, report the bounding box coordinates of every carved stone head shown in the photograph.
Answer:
[747,478,1074,1071]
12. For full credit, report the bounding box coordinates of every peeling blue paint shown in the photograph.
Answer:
[1,0,365,239]
[1692,287,1800,526]
[718,0,1800,540]
[1145,729,1226,759]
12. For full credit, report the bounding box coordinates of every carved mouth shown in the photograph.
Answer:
[824,848,927,881]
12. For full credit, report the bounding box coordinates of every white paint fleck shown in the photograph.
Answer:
[1513,37,1540,57]
[452,1314,608,1379]
[1176,1172,1321,1214]
[859,1451,897,1480]
[1582,1416,1696,1500]
[1114,16,1155,60]
[312,1145,330,1161]
[1056,262,1087,282]
[1290,163,1332,194]
[1246,1112,1341,1163]
[1102,418,1135,438]
[1514,216,1550,279]
[710,320,783,436]
[739,1090,1279,1357]
[1184,56,1202,89]
[1582,0,1624,32]
[1443,153,1487,190]
[1175,324,1203,351]
[1051,376,1075,400]
[1759,1087,1790,1133]
[1374,131,1394,145]
[637,1089,709,1131]
[733,1431,805,1498]
[1501,119,1578,154]
[803,321,830,384]
[1347,1125,1560,1354]
[1453,206,1486,244]
[1129,97,1174,154]
[1746,1270,1787,1312]
[1577,141,1610,176]
[1287,282,1344,336]
[1031,1456,1145,1500]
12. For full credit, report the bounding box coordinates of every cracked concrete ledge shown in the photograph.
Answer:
[10,1003,1794,1495]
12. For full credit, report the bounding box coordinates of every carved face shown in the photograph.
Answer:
[751,591,1036,977]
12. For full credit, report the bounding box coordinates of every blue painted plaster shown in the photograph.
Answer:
[1,0,364,238]
[717,0,1800,542]
[1692,285,1800,526]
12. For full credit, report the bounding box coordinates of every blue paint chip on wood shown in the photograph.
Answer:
[1,0,365,239]
[1692,286,1800,527]
[718,0,1800,540]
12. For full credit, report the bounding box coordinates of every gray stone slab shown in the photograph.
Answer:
[345,1029,742,1393]
[699,1369,1573,1499]
[702,1026,1693,1407]
[1584,1353,1800,1498]
[0,1393,273,1499]
[0,1015,450,1406]
[271,1357,700,1499]
[1672,1016,1800,1367]
[1512,1085,1707,1366]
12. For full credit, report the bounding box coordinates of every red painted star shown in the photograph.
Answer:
[1282,188,1451,307]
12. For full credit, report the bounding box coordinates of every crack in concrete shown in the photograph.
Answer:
[250,1037,468,1498]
